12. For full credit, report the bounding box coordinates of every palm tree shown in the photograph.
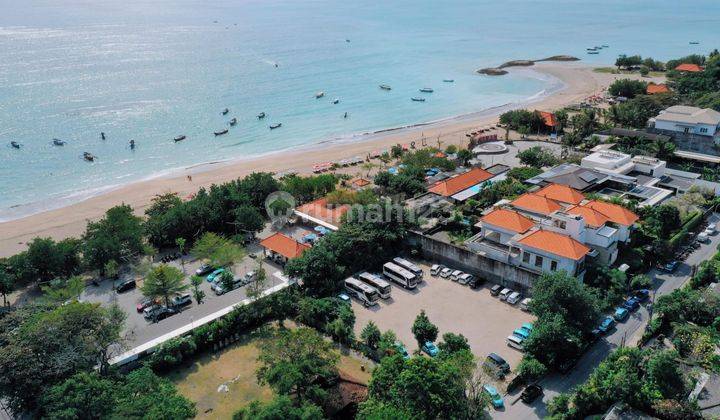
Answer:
[361,162,377,178]
[176,237,186,274]
[141,264,188,307]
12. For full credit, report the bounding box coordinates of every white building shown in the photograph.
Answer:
[651,105,720,141]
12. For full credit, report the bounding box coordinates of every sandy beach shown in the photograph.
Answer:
[0,62,647,257]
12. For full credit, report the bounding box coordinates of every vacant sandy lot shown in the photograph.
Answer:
[352,262,535,368]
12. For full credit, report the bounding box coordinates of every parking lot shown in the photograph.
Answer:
[82,241,284,348]
[351,260,535,368]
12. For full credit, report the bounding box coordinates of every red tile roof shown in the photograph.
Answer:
[567,205,610,228]
[481,209,535,233]
[295,198,350,227]
[646,83,670,94]
[538,111,557,128]
[350,178,371,188]
[510,193,562,215]
[675,63,703,72]
[434,151,447,158]
[535,184,585,205]
[259,233,310,259]
[519,230,590,261]
[428,167,494,197]
[582,200,639,226]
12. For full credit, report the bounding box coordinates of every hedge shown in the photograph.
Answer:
[668,211,703,249]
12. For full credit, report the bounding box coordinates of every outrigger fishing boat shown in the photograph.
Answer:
[315,91,325,99]
[174,135,186,142]
[419,88,434,93]
[257,112,266,119]
[332,98,340,104]
[443,79,454,83]
[221,108,229,115]
[214,129,229,136]
[411,97,426,102]
[379,84,391,90]
[83,152,96,162]
[52,138,66,146]
[229,118,237,126]
[269,123,282,129]
[10,141,21,149]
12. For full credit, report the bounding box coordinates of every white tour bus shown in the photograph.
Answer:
[344,277,380,307]
[392,257,423,281]
[382,262,418,289]
[357,272,392,299]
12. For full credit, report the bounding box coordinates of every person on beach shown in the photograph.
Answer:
[187,175,192,182]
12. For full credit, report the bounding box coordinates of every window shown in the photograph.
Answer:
[700,127,708,133]
[550,260,558,271]
[522,252,531,263]
[535,256,544,268]
[554,220,567,229]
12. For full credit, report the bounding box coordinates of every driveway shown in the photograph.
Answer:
[351,261,534,369]
[495,213,720,419]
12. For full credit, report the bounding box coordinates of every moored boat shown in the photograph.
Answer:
[214,129,229,136]
[257,112,266,119]
[443,79,454,83]
[601,44,609,47]
[690,41,700,45]
[229,118,237,126]
[587,51,600,55]
[83,152,95,161]
[52,138,66,146]
[222,108,229,115]
[411,97,425,102]
[315,91,324,99]
[174,135,186,142]
[332,98,340,104]
[269,123,282,129]
[10,141,21,149]
[419,88,433,93]
[379,84,391,90]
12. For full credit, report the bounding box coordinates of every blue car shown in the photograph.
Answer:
[614,307,629,322]
[421,341,439,357]
[598,316,615,333]
[633,289,650,302]
[663,261,679,272]
[206,268,226,282]
[394,341,410,359]
[622,297,640,311]
[483,384,504,409]
[513,328,530,339]
[522,322,534,332]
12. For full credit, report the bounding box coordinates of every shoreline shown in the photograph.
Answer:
[0,61,638,257]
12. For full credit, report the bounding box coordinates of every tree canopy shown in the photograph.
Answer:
[83,204,145,273]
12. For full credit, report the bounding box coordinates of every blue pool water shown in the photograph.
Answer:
[0,0,718,220]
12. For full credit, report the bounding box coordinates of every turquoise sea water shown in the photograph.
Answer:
[0,0,719,220]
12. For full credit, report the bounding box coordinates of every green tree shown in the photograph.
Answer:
[219,270,235,293]
[456,148,473,166]
[256,327,339,405]
[530,271,600,335]
[411,310,438,347]
[190,275,205,304]
[608,79,648,98]
[176,237,187,274]
[516,356,548,381]
[83,205,145,273]
[356,399,413,419]
[361,321,382,350]
[41,275,86,303]
[643,204,681,238]
[247,260,268,300]
[377,330,399,358]
[141,264,188,308]
[0,267,14,306]
[112,367,196,419]
[524,313,582,369]
[438,332,470,355]
[233,205,265,235]
[234,396,323,420]
[25,237,82,282]
[630,274,652,290]
[104,259,119,279]
[0,302,125,413]
[517,146,559,168]
[41,371,115,419]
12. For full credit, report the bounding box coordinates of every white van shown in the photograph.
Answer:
[499,288,512,301]
[458,273,473,285]
[506,335,524,351]
[430,264,443,277]
[440,268,452,278]
[520,298,532,311]
[450,270,463,282]
[507,292,522,305]
[698,232,710,243]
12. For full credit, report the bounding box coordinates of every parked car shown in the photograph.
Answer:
[513,328,530,339]
[520,297,532,311]
[507,291,522,305]
[622,297,640,311]
[143,304,163,319]
[171,293,192,308]
[337,293,351,304]
[485,352,511,374]
[483,384,504,409]
[115,279,136,293]
[662,261,679,272]
[614,307,629,322]
[698,232,710,243]
[136,298,157,313]
[708,223,717,234]
[206,268,226,282]
[153,307,179,322]
[506,335,524,351]
[522,322,534,332]
[440,268,452,278]
[458,273,473,285]
[450,270,463,281]
[521,384,543,404]
[394,341,410,359]
[490,284,503,296]
[704,227,716,236]
[244,271,258,283]
[195,263,214,276]
[422,341,439,357]
[598,316,616,333]
[633,289,650,302]
[430,264,444,276]
[499,288,512,301]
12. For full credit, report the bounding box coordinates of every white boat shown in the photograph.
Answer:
[332,98,340,104]
[315,91,325,99]
[214,129,229,136]
[257,112,266,119]
[443,79,454,83]
[174,135,186,142]
[411,97,425,102]
[379,84,392,90]
[269,123,282,129]
[52,138,66,146]
[419,88,434,93]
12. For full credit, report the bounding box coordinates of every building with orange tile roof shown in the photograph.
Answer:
[294,197,350,230]
[428,167,495,199]
[538,111,558,129]
[646,83,669,95]
[518,230,590,261]
[480,208,535,234]
[510,193,562,215]
[566,205,609,228]
[534,183,585,205]
[582,200,639,242]
[259,232,311,263]
[675,63,703,72]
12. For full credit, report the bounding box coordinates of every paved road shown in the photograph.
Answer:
[494,213,720,419]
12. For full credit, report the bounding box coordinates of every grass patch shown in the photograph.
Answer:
[593,67,617,74]
[166,323,373,418]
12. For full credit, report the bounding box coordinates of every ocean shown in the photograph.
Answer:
[0,0,718,221]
